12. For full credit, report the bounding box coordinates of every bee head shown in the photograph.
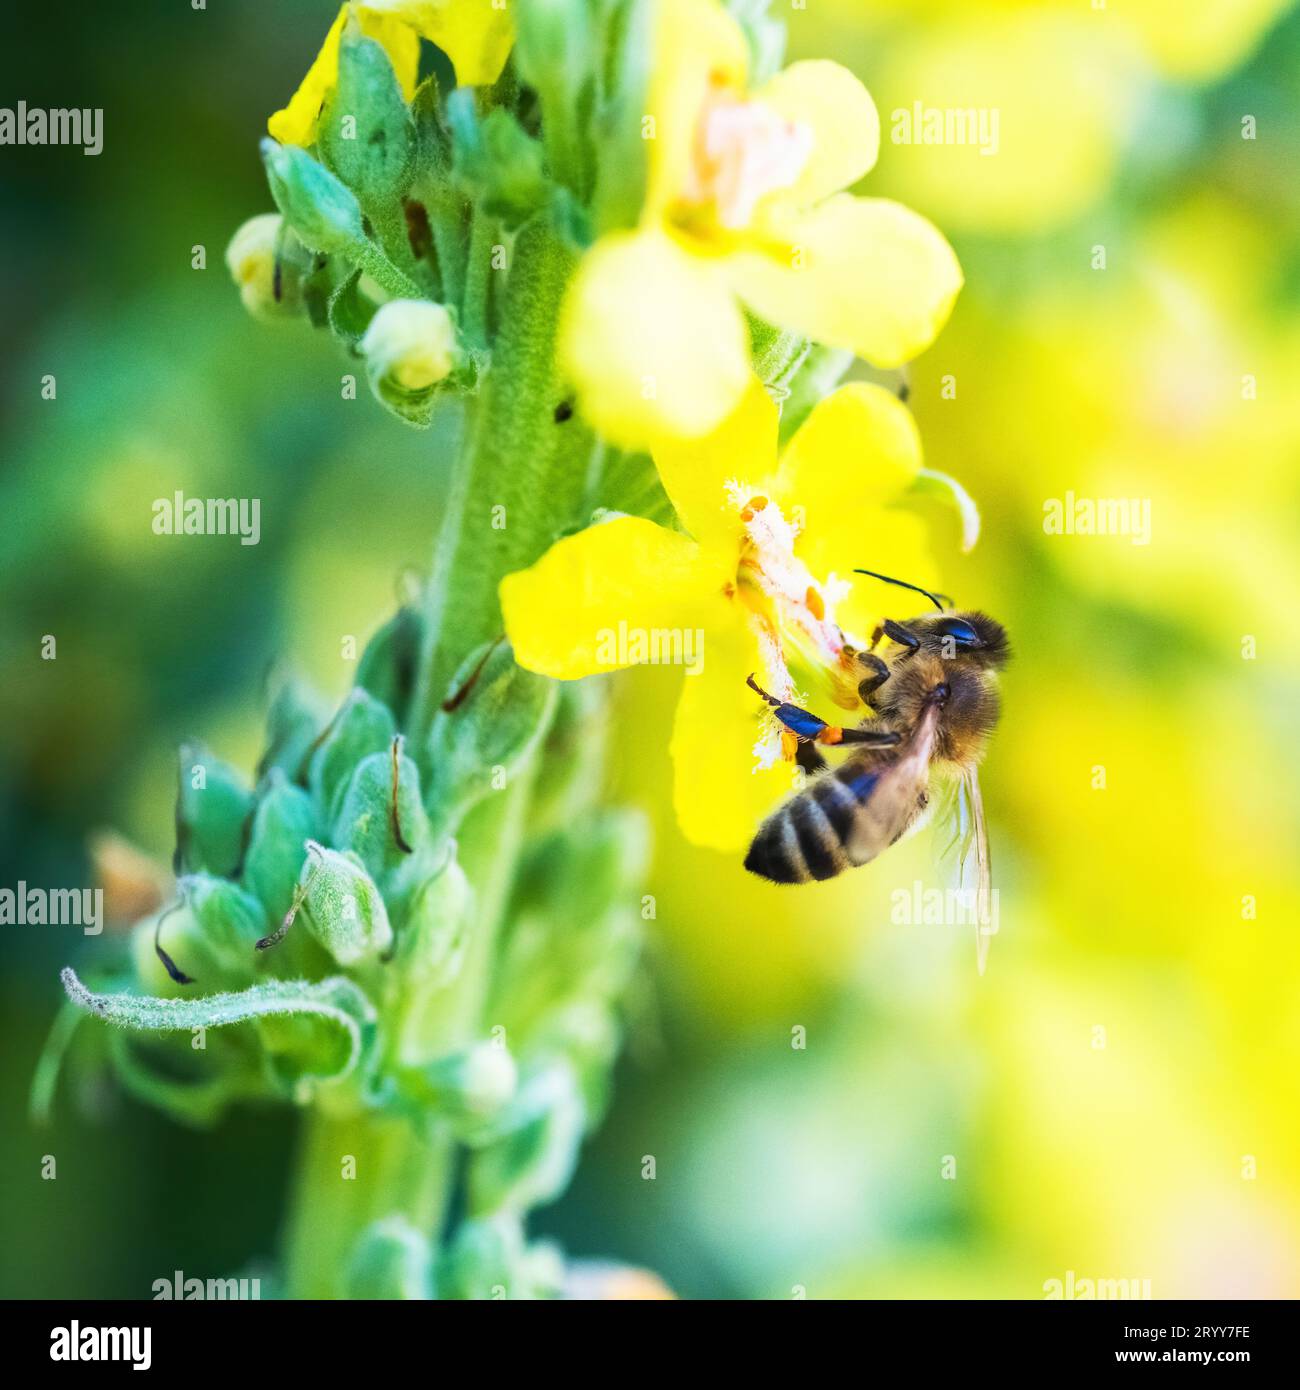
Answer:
[910,610,1011,670]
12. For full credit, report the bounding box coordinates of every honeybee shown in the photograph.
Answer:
[744,570,1010,968]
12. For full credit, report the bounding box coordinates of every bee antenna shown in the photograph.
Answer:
[853,569,951,612]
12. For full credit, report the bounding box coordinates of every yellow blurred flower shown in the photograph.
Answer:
[1111,0,1291,81]
[560,0,962,448]
[867,12,1129,236]
[501,377,943,851]
[268,1,514,147]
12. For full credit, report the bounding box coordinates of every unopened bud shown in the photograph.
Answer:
[418,1041,519,1123]
[360,299,461,425]
[298,840,393,966]
[225,213,309,319]
[261,138,365,256]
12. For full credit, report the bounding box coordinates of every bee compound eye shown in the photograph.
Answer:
[937,617,981,649]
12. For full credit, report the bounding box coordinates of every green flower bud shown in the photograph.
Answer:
[495,812,645,1045]
[178,873,266,964]
[174,742,255,878]
[425,641,557,830]
[257,676,328,782]
[513,0,597,194]
[131,904,221,996]
[436,1213,526,1301]
[467,1060,586,1217]
[360,299,461,426]
[129,873,265,992]
[392,855,473,1066]
[261,138,365,257]
[308,688,397,824]
[590,0,652,235]
[513,0,592,110]
[225,213,310,319]
[298,840,393,966]
[415,1041,518,1126]
[333,737,430,887]
[320,22,415,210]
[243,770,319,925]
[355,605,422,728]
[345,1217,434,1300]
[447,95,548,229]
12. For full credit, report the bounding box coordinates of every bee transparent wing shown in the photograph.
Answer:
[843,704,940,867]
[958,767,995,975]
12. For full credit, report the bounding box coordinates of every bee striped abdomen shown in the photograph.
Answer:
[744,762,875,883]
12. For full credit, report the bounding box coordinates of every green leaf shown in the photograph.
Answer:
[29,999,83,1126]
[107,1030,266,1129]
[61,968,377,1085]
[327,265,378,345]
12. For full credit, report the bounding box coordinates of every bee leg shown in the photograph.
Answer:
[857,651,890,702]
[871,618,921,658]
[747,674,901,748]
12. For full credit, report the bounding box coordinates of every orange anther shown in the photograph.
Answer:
[748,495,769,512]
[805,585,824,620]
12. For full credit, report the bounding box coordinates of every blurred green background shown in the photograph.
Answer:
[3,0,1299,1298]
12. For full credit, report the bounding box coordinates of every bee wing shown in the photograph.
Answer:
[958,767,996,975]
[842,703,940,867]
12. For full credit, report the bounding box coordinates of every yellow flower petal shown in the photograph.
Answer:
[559,227,751,448]
[814,507,938,643]
[646,0,751,220]
[500,515,713,681]
[754,60,880,210]
[670,608,793,852]
[651,376,778,549]
[268,4,421,147]
[729,194,963,368]
[777,382,921,537]
[371,0,514,87]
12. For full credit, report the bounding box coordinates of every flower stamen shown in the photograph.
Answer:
[681,88,813,232]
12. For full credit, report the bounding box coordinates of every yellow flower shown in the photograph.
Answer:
[501,378,944,852]
[268,1,515,147]
[559,0,962,448]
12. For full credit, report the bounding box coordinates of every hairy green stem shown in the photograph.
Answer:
[284,211,595,1298]
[413,213,593,741]
[283,1106,447,1298]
